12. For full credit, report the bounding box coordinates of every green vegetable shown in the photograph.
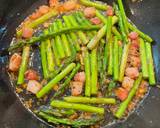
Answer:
[36,63,76,98]
[50,100,104,114]
[84,49,91,97]
[17,46,30,84]
[9,25,100,51]
[119,42,131,82]
[139,38,148,78]
[57,19,71,57]
[40,41,49,79]
[107,37,113,76]
[16,9,58,37]
[64,96,116,104]
[112,26,122,40]
[44,30,55,72]
[145,42,156,85]
[80,0,108,10]
[113,36,119,81]
[53,63,81,98]
[115,73,143,118]
[38,112,103,127]
[128,22,153,42]
[91,48,98,95]
[53,21,65,59]
[87,25,107,50]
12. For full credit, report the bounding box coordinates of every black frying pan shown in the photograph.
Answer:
[0,0,160,128]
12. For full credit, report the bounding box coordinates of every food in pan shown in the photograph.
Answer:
[8,0,155,127]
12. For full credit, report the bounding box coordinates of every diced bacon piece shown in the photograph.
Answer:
[9,53,22,72]
[125,67,139,79]
[25,69,39,80]
[27,80,42,94]
[122,77,134,91]
[38,5,49,15]
[63,0,77,11]
[74,72,85,83]
[30,11,42,20]
[130,56,141,67]
[90,17,101,25]
[22,27,33,38]
[115,87,128,101]
[84,7,96,18]
[106,6,114,16]
[49,0,59,7]
[70,81,84,96]
[128,32,139,40]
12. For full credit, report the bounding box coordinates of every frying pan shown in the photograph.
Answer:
[0,0,160,128]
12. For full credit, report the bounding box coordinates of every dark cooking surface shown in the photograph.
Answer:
[0,0,160,128]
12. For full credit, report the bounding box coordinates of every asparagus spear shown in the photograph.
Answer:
[36,63,76,98]
[38,112,103,127]
[16,9,58,37]
[57,19,71,57]
[103,42,109,76]
[113,36,119,81]
[40,41,49,79]
[53,21,65,59]
[119,42,131,82]
[44,30,55,72]
[87,25,107,50]
[68,15,88,45]
[80,0,108,10]
[128,22,153,43]
[50,100,104,114]
[17,46,30,84]
[114,3,128,43]
[84,49,91,97]
[145,42,156,85]
[139,38,149,78]
[91,48,98,95]
[63,15,81,51]
[9,25,100,51]
[115,73,143,118]
[64,97,116,104]
[112,27,122,40]
[53,63,81,98]
[107,37,113,76]
[117,0,129,34]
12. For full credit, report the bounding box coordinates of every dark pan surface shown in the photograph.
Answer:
[0,0,160,128]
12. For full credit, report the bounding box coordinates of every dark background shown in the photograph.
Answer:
[0,0,160,128]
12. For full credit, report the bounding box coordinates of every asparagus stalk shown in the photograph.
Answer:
[91,48,98,95]
[66,34,77,54]
[9,25,100,51]
[103,42,109,76]
[40,41,49,79]
[139,38,149,78]
[36,63,76,98]
[50,100,104,114]
[119,42,131,82]
[57,19,71,57]
[50,39,61,66]
[114,3,128,43]
[64,97,116,104]
[107,37,113,76]
[106,16,112,41]
[44,30,55,72]
[80,0,108,10]
[128,22,153,43]
[113,36,119,81]
[87,25,107,50]
[63,15,81,51]
[16,9,58,37]
[68,15,88,45]
[17,46,30,84]
[112,27,122,40]
[117,0,129,34]
[53,63,81,98]
[115,73,143,118]
[84,49,91,97]
[38,112,103,127]
[145,42,156,85]
[53,21,65,59]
